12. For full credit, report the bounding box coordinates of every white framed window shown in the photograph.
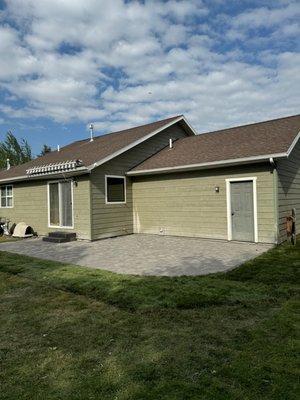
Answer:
[0,185,13,208]
[105,175,126,204]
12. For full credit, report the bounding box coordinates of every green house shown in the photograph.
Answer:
[0,114,299,244]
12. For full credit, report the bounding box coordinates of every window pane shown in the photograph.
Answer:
[49,183,59,225]
[0,186,13,207]
[60,181,73,227]
[6,186,12,196]
[107,177,125,203]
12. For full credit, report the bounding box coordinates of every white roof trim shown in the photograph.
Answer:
[0,167,89,184]
[127,152,288,176]
[180,115,197,136]
[86,115,194,170]
[287,130,300,157]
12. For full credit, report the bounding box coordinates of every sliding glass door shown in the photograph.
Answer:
[49,182,60,226]
[48,181,73,228]
[60,181,73,227]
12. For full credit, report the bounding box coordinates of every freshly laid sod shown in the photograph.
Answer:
[0,241,299,399]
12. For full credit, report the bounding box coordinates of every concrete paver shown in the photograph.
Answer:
[0,234,273,276]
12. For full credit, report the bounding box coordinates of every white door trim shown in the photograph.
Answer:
[225,177,258,243]
[47,180,74,229]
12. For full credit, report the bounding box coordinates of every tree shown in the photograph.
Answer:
[0,131,32,169]
[38,144,52,157]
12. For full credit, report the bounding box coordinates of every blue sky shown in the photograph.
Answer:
[0,0,299,155]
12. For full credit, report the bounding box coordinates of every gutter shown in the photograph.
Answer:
[127,153,288,176]
[269,157,277,169]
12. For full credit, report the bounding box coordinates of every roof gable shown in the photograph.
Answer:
[0,115,194,183]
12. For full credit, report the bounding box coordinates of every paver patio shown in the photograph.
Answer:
[0,234,273,276]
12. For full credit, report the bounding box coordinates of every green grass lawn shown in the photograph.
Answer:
[0,241,299,400]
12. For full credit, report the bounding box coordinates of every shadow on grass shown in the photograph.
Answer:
[0,259,299,400]
[0,239,299,311]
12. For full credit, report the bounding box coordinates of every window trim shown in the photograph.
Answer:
[0,184,14,208]
[105,175,126,205]
[47,180,74,229]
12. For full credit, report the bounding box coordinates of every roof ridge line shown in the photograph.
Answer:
[71,115,183,145]
[196,113,300,137]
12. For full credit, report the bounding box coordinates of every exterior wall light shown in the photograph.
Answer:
[215,186,220,193]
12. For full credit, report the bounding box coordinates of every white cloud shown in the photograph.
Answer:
[0,0,299,133]
[0,26,37,81]
[223,1,300,44]
[162,24,188,46]
[231,2,300,29]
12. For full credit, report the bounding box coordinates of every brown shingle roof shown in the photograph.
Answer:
[129,115,300,174]
[0,115,184,182]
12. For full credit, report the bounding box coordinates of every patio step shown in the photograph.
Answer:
[48,232,77,240]
[42,232,77,243]
[42,236,70,243]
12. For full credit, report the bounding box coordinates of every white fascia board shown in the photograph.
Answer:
[286,130,300,157]
[181,115,197,136]
[127,152,288,176]
[0,167,89,184]
[86,116,194,171]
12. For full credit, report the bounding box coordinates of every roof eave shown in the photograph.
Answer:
[126,153,288,176]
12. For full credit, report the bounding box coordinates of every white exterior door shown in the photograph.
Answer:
[230,181,254,242]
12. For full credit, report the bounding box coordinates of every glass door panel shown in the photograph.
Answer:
[60,181,73,227]
[49,183,59,226]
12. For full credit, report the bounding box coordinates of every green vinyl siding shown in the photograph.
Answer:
[132,164,277,244]
[90,124,188,240]
[277,139,300,243]
[0,175,92,240]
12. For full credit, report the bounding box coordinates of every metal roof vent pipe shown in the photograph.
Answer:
[6,158,10,170]
[57,144,60,152]
[169,138,173,149]
[89,123,94,142]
